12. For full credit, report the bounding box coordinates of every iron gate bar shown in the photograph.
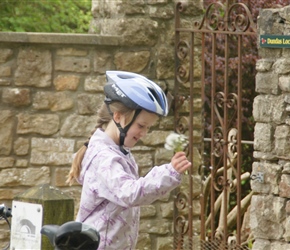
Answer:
[200,29,206,244]
[237,33,242,247]
[173,1,256,249]
[210,31,217,243]
[204,138,253,145]
[187,27,194,249]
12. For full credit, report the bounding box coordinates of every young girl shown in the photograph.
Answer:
[67,71,191,250]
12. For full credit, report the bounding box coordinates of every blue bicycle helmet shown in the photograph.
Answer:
[104,71,168,154]
[104,71,168,116]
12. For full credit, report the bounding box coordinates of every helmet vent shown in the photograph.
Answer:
[148,88,159,103]
[117,74,134,79]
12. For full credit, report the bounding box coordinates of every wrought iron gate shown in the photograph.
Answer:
[173,1,256,249]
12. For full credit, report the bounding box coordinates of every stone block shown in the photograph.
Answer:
[154,148,172,166]
[33,91,74,111]
[84,75,106,92]
[55,57,90,73]
[156,236,173,250]
[93,51,113,73]
[256,59,274,72]
[53,75,80,91]
[2,88,31,107]
[250,195,286,240]
[160,201,174,218]
[15,48,52,87]
[60,114,98,137]
[119,18,159,46]
[114,51,150,73]
[0,167,50,186]
[284,216,290,242]
[17,114,60,135]
[279,75,290,92]
[255,72,279,95]
[123,3,146,15]
[56,48,88,56]
[0,157,14,169]
[31,138,74,166]
[15,159,28,167]
[140,205,156,218]
[253,95,286,124]
[251,162,282,195]
[139,219,170,235]
[282,162,290,174]
[258,9,284,35]
[0,79,11,86]
[77,93,104,115]
[141,130,169,146]
[253,151,277,161]
[253,123,273,152]
[279,174,290,198]
[273,58,290,75]
[0,188,23,200]
[136,233,151,250]
[156,46,175,79]
[270,241,290,250]
[275,125,290,156]
[0,110,14,155]
[55,167,70,187]
[149,5,174,19]
[0,48,13,63]
[13,137,29,156]
[0,66,11,77]
[252,238,270,250]
[134,152,153,168]
[180,175,201,197]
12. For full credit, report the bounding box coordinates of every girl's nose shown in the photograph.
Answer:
[140,129,147,137]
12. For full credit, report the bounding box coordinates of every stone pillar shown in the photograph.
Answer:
[12,184,74,250]
[251,5,290,250]
[89,0,203,79]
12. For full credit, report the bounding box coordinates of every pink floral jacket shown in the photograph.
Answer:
[76,129,181,250]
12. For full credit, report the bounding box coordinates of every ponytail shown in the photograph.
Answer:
[66,145,87,185]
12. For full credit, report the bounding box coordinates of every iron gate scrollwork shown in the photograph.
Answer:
[173,1,256,249]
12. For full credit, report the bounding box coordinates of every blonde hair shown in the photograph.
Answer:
[66,102,135,185]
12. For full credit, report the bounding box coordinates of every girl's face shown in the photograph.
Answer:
[122,110,159,148]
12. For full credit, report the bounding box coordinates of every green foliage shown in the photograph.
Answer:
[0,0,92,33]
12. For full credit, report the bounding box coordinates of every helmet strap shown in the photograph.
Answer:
[105,103,142,155]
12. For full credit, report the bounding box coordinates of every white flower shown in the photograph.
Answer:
[164,132,188,152]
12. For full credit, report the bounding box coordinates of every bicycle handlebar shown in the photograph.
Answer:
[0,204,12,250]
[0,204,12,219]
[41,221,100,250]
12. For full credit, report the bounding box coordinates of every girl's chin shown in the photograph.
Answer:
[124,142,136,148]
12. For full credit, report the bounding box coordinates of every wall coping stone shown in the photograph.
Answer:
[0,32,120,46]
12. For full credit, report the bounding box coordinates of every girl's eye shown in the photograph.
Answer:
[138,123,151,132]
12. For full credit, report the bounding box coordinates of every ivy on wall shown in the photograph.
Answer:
[0,0,92,33]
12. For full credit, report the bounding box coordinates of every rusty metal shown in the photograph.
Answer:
[173,1,256,249]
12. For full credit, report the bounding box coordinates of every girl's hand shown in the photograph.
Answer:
[171,151,191,174]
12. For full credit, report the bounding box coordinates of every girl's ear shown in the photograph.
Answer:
[113,112,121,123]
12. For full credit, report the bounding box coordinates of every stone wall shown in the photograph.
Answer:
[251,5,290,250]
[0,1,203,249]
